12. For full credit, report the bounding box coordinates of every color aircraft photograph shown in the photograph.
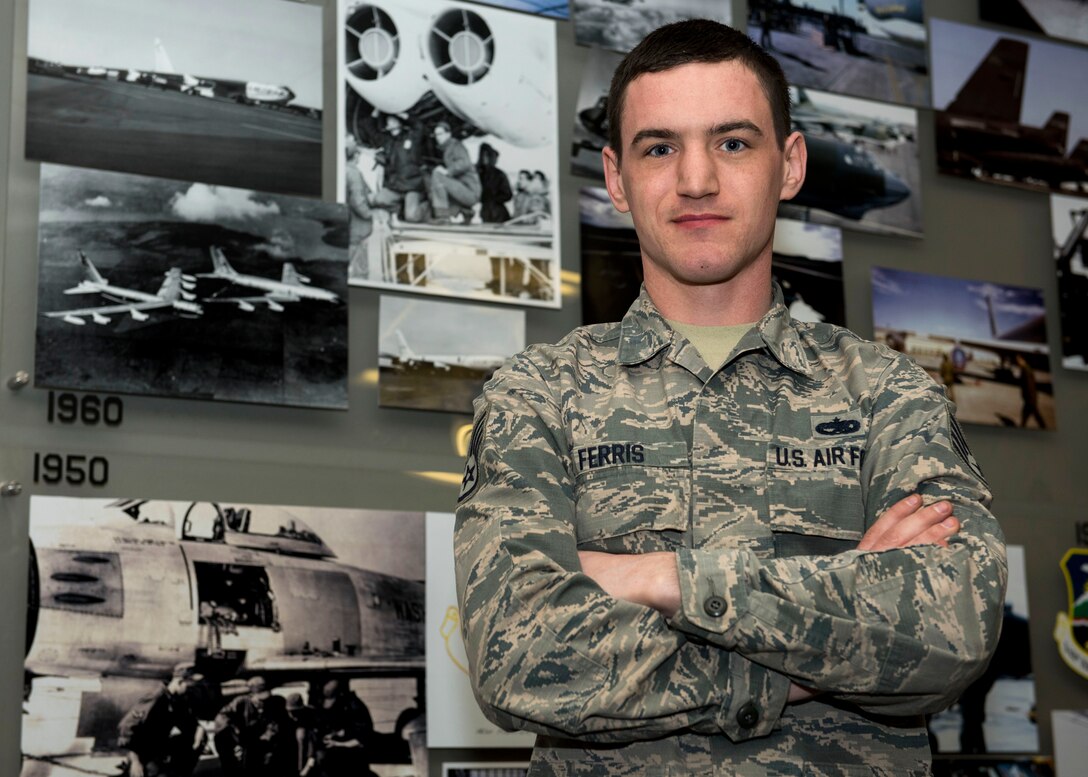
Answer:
[779,86,921,237]
[980,0,1088,48]
[569,0,732,54]
[34,164,349,409]
[22,496,426,777]
[377,296,524,413]
[579,187,845,327]
[871,266,1056,430]
[1051,193,1088,370]
[26,0,322,196]
[931,18,1088,197]
[466,0,569,18]
[747,0,930,107]
[339,0,560,308]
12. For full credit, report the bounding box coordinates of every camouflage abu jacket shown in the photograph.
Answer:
[454,286,1007,777]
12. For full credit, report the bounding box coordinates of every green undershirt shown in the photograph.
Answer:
[666,319,755,371]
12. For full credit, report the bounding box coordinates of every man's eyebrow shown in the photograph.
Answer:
[629,121,764,149]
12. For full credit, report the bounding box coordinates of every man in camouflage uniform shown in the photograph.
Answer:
[454,19,1006,777]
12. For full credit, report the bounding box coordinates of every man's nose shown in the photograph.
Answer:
[676,147,720,198]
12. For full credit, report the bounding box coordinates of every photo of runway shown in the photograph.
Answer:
[871,267,1056,430]
[34,164,349,409]
[747,0,930,108]
[378,296,524,414]
[27,0,322,197]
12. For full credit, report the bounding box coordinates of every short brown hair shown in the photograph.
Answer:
[606,19,792,159]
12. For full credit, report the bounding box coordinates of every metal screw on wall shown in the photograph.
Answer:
[0,482,23,497]
[7,371,30,390]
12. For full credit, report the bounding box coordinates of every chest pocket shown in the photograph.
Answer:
[573,441,690,553]
[765,437,866,558]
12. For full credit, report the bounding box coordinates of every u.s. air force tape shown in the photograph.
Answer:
[458,409,488,503]
[949,410,988,488]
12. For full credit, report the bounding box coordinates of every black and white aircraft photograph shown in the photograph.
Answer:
[22,496,426,777]
[378,295,524,414]
[747,0,929,107]
[465,0,569,18]
[26,0,323,197]
[1051,193,1088,371]
[931,18,1088,197]
[569,0,732,54]
[780,85,922,238]
[569,47,623,181]
[339,0,560,308]
[872,266,1055,430]
[34,164,349,410]
[980,0,1088,47]
[579,187,845,327]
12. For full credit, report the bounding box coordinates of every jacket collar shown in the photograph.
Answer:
[616,283,815,378]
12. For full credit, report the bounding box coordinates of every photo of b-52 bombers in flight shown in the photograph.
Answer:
[932,18,1088,197]
[34,164,349,409]
[22,496,426,777]
[26,0,323,196]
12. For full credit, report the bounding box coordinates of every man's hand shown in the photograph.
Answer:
[857,494,959,552]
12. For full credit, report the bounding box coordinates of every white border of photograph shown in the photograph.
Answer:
[426,512,535,748]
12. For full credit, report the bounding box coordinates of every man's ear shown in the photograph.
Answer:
[602,146,630,213]
[779,130,807,202]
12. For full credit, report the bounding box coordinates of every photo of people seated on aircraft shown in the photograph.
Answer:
[1051,194,1088,371]
[23,497,427,777]
[579,187,847,328]
[932,18,1088,198]
[747,0,930,108]
[26,0,323,197]
[569,0,732,54]
[340,0,560,308]
[872,267,1056,430]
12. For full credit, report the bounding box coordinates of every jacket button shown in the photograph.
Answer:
[736,701,760,729]
[703,595,727,617]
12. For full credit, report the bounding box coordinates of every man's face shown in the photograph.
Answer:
[434,126,451,146]
[602,61,805,298]
[386,117,402,135]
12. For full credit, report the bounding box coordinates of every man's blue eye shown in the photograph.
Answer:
[647,144,671,157]
[723,138,746,152]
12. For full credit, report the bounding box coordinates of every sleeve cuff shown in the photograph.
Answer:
[716,653,791,741]
[669,547,751,643]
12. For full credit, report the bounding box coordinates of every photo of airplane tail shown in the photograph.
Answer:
[395,329,419,362]
[1070,140,1088,166]
[947,38,1027,122]
[153,37,175,74]
[282,263,309,286]
[78,251,106,286]
[208,245,239,278]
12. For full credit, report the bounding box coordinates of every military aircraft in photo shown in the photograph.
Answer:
[937,37,1088,193]
[792,87,910,149]
[41,252,202,326]
[381,329,505,376]
[790,132,911,220]
[24,500,424,773]
[343,1,553,149]
[198,246,340,310]
[857,0,926,47]
[141,38,297,105]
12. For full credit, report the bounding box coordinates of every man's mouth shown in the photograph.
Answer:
[672,213,730,226]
